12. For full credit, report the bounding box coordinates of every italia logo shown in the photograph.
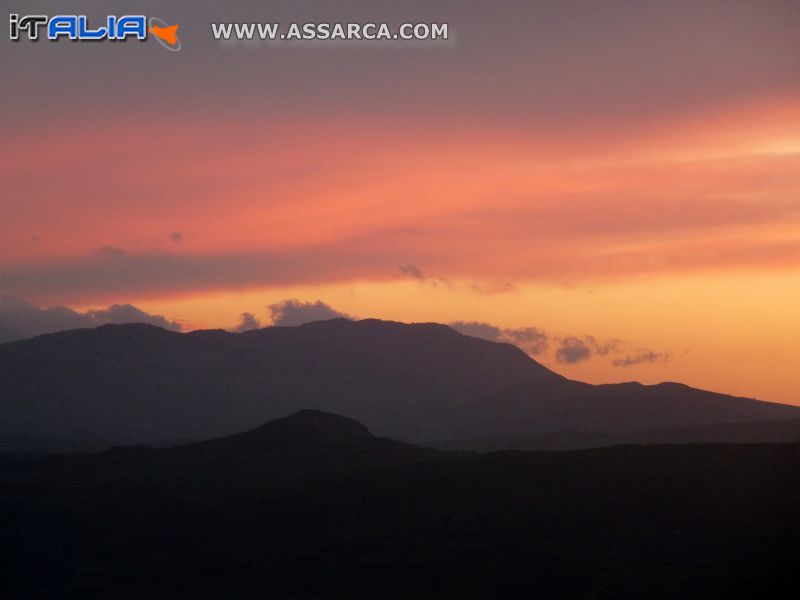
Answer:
[9,14,181,51]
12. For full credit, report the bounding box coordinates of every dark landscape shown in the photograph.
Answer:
[1,320,800,598]
[2,410,799,598]
[6,2,800,597]
[2,319,799,450]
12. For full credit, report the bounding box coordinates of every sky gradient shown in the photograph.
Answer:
[2,1,800,405]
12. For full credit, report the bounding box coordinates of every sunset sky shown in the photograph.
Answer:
[2,1,800,405]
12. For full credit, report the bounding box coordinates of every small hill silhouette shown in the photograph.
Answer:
[225,409,373,445]
[183,408,393,453]
[161,409,441,471]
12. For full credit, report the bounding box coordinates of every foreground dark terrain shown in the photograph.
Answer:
[2,411,798,599]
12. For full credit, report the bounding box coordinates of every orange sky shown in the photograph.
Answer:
[2,1,799,406]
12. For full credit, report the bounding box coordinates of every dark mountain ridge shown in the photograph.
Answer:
[0,318,797,446]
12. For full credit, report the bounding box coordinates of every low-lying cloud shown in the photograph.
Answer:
[612,351,670,367]
[268,299,353,327]
[451,318,667,368]
[450,321,549,356]
[553,335,623,364]
[0,295,182,342]
[554,336,593,364]
[233,312,262,332]
[227,299,353,331]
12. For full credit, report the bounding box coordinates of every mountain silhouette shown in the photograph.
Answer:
[0,318,798,446]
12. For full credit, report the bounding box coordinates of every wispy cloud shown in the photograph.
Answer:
[452,318,667,368]
[612,351,670,367]
[398,264,425,280]
[554,337,593,364]
[450,321,549,356]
